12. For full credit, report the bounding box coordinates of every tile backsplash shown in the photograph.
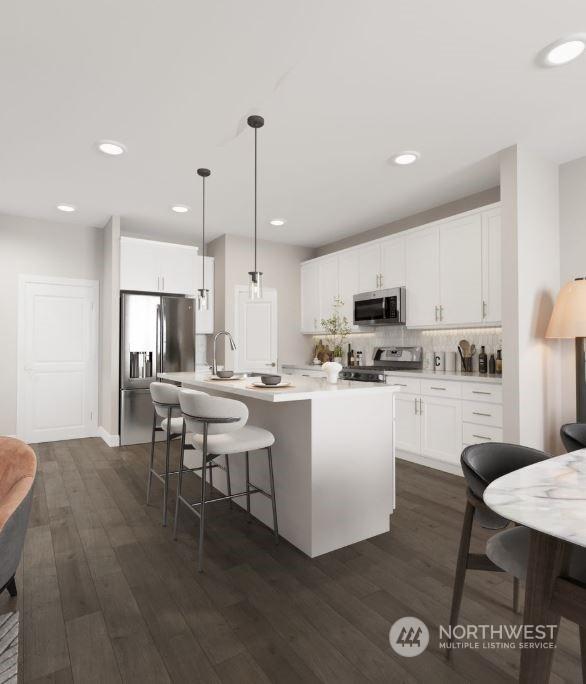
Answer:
[316,327,503,372]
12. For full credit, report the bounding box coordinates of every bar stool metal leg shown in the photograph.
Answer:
[173,422,187,541]
[225,455,233,509]
[267,446,279,544]
[197,424,209,573]
[245,451,251,522]
[146,407,157,505]
[162,406,172,526]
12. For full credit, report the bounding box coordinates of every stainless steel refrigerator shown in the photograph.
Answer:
[119,292,195,445]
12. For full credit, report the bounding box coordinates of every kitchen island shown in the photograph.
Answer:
[159,372,399,557]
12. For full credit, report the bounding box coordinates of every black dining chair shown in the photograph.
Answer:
[560,423,586,452]
[448,442,550,653]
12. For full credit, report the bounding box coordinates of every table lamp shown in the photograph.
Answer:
[546,277,586,421]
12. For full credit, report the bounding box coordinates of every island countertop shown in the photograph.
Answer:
[158,371,401,402]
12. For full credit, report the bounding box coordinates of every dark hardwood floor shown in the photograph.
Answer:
[2,437,581,683]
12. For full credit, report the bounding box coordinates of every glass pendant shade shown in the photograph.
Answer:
[197,288,209,311]
[248,271,263,300]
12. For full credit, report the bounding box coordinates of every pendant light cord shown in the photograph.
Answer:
[202,175,205,287]
[254,126,258,273]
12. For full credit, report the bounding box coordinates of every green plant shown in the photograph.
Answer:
[321,302,351,358]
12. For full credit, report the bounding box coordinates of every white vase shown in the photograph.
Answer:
[322,361,343,384]
[333,356,343,364]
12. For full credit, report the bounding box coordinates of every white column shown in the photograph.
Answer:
[500,145,561,453]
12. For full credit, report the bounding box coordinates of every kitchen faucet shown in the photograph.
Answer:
[212,330,237,375]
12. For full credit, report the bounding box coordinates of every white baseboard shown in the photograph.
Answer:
[97,426,120,448]
[396,449,463,477]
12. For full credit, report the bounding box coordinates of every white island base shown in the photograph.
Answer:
[159,373,398,558]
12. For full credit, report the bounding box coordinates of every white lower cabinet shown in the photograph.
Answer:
[420,396,462,465]
[391,376,503,473]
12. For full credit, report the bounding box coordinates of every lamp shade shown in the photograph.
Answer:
[545,278,586,338]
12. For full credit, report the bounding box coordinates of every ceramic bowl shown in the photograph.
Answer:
[216,370,234,378]
[260,375,281,386]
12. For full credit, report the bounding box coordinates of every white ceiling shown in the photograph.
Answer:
[1,1,585,248]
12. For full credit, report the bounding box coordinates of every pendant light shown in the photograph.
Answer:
[196,167,211,311]
[247,114,264,300]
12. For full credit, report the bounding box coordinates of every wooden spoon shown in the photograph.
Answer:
[459,339,471,357]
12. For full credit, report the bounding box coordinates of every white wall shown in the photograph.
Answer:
[207,234,315,367]
[559,155,586,426]
[500,146,561,453]
[0,214,103,436]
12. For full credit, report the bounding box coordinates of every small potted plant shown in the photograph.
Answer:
[321,300,352,364]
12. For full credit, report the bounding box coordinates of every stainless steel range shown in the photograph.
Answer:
[340,346,423,383]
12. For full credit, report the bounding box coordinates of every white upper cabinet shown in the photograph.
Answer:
[380,236,405,288]
[300,261,320,334]
[338,250,359,328]
[439,214,482,325]
[405,226,440,327]
[120,237,161,292]
[481,209,502,323]
[357,243,381,292]
[318,256,340,322]
[120,237,198,296]
[194,256,214,334]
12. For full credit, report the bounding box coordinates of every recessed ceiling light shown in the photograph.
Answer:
[541,36,586,66]
[97,140,126,156]
[392,151,420,165]
[270,218,286,226]
[56,204,76,212]
[171,205,190,213]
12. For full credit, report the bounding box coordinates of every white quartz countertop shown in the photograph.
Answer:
[484,450,586,548]
[158,371,401,403]
[281,364,502,384]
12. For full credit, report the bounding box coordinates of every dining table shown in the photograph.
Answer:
[484,449,586,683]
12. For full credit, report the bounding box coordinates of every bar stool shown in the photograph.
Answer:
[148,383,219,526]
[560,423,586,452]
[447,442,549,654]
[173,391,279,572]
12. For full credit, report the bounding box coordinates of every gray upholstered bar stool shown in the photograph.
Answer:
[148,382,211,526]
[174,390,279,572]
[561,423,586,452]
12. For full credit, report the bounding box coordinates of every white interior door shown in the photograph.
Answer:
[18,276,99,443]
[234,286,278,373]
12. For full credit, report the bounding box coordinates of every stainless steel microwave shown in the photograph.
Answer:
[353,287,406,326]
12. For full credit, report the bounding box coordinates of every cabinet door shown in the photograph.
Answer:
[318,256,340,323]
[405,227,440,327]
[357,244,381,292]
[159,243,197,295]
[482,209,502,323]
[195,256,214,334]
[338,250,359,329]
[420,396,462,464]
[120,237,161,292]
[380,236,405,288]
[301,262,320,333]
[394,393,421,454]
[439,214,482,325]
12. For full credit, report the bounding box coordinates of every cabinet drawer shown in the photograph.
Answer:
[385,376,421,395]
[421,379,461,399]
[462,423,503,445]
[462,401,502,427]
[461,382,502,404]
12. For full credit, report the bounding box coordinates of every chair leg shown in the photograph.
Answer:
[225,455,233,510]
[267,446,279,544]
[162,420,172,527]
[245,451,251,523]
[513,576,520,614]
[209,456,214,495]
[197,425,209,573]
[447,500,475,658]
[6,576,16,597]
[146,408,157,505]
[173,423,187,541]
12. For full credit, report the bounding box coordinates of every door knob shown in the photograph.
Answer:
[266,362,276,367]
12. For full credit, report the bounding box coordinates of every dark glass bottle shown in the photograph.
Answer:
[479,346,487,374]
[488,353,496,375]
[495,349,502,375]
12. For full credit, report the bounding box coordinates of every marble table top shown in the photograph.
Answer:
[484,450,586,548]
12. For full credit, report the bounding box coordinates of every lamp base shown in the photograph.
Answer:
[577,337,586,422]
